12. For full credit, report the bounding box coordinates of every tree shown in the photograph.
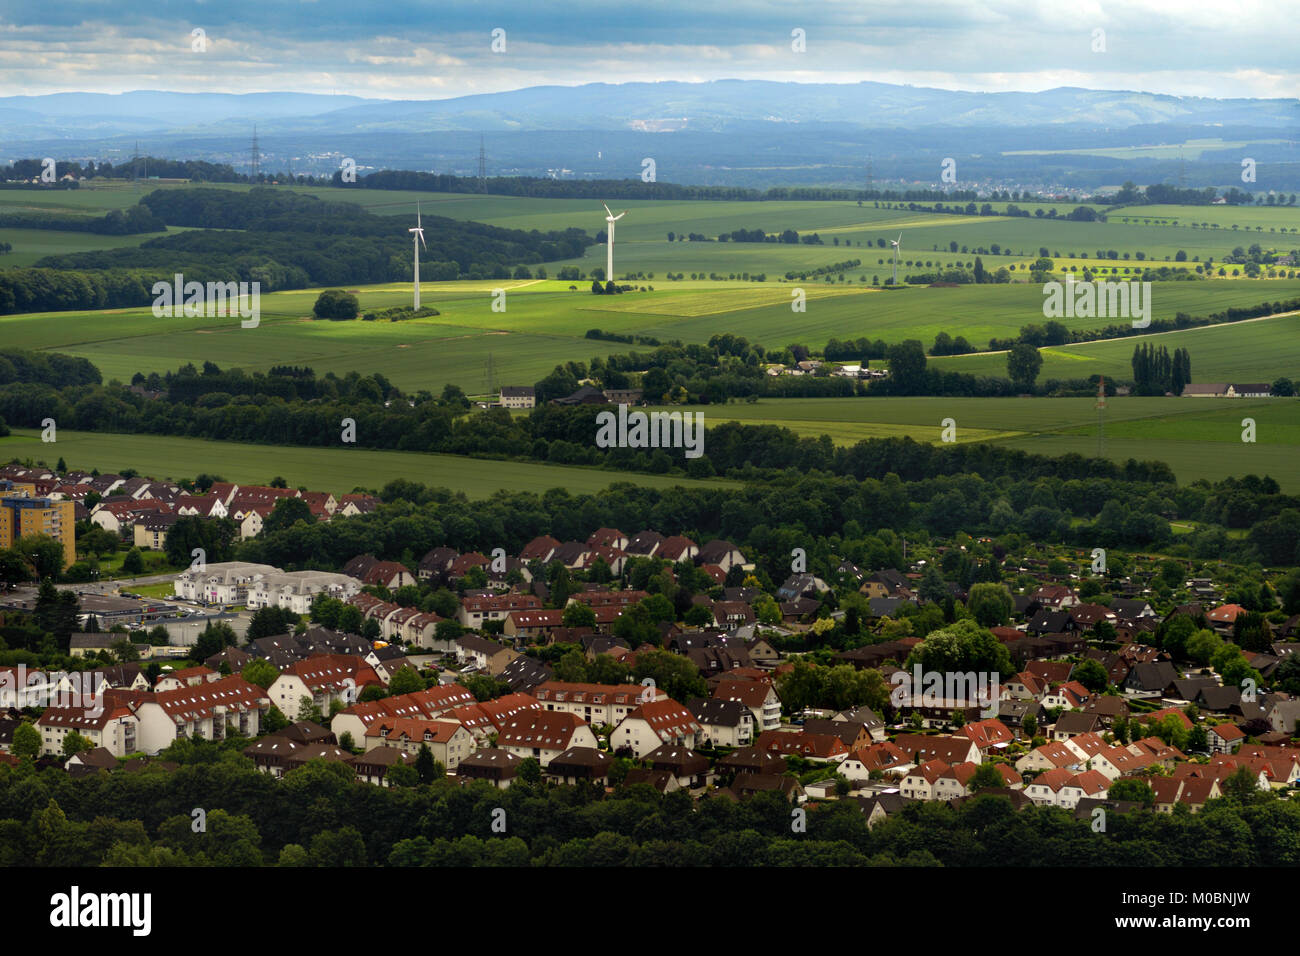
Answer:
[968,762,1005,792]
[246,606,300,641]
[312,288,360,320]
[886,340,927,394]
[387,665,426,696]
[193,621,238,661]
[1006,343,1043,389]
[905,618,1014,680]
[386,764,418,787]
[263,704,289,734]
[61,730,93,758]
[966,582,1012,627]
[121,547,144,575]
[11,721,40,759]
[241,659,279,689]
[917,565,947,604]
[308,827,367,866]
[632,648,707,703]
[1106,778,1155,807]
[1071,658,1110,693]
[79,527,119,559]
[298,695,324,724]
[554,648,589,683]
[15,534,64,580]
[517,757,541,783]
[415,743,442,784]
[561,602,597,628]
[262,497,314,536]
[1021,714,1037,739]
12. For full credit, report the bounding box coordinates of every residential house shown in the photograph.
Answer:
[497,710,599,767]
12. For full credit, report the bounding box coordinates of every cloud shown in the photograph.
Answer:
[0,1,1295,99]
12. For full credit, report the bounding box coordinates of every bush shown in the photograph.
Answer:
[313,289,360,320]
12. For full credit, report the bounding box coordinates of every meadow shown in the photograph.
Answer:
[0,428,736,498]
[2,183,1296,280]
[7,278,1300,395]
[2,182,1297,496]
[931,311,1300,382]
[695,395,1300,490]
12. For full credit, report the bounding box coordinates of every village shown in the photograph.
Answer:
[1,463,1296,825]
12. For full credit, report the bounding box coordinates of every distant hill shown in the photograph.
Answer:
[2,81,1297,191]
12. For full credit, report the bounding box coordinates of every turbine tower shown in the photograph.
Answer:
[890,233,902,285]
[602,203,626,281]
[409,204,427,309]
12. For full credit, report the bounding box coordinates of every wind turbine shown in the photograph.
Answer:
[890,233,901,285]
[409,204,427,309]
[602,203,626,282]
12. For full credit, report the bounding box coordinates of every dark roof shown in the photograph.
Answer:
[688,697,750,728]
[500,656,553,693]
[546,746,614,775]
[457,748,523,778]
[1125,661,1179,691]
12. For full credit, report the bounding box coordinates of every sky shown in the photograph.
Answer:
[0,0,1298,101]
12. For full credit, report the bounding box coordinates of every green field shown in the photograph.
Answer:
[3,183,1297,280]
[0,428,736,498]
[697,395,1300,489]
[3,183,1299,496]
[7,277,1300,395]
[932,311,1300,382]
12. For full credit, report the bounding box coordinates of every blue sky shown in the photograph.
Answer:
[0,0,1297,100]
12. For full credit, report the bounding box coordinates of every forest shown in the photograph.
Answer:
[0,746,1296,867]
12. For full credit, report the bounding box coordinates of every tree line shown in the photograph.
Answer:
[0,205,164,235]
[1131,344,1192,396]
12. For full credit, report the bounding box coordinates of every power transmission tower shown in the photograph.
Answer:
[1178,147,1185,188]
[485,352,497,396]
[250,125,261,182]
[866,155,873,192]
[478,135,486,192]
[132,141,144,183]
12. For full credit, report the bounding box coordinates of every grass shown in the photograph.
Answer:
[0,427,737,498]
[7,277,1300,394]
[932,311,1300,382]
[690,395,1300,490]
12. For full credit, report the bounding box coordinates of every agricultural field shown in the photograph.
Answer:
[0,427,736,498]
[693,395,1300,490]
[6,274,1300,394]
[2,183,1298,497]
[931,310,1300,383]
[2,183,1296,281]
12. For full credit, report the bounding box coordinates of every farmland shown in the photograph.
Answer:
[693,395,1300,490]
[1,182,1297,495]
[6,277,1300,395]
[931,310,1300,382]
[0,427,736,498]
[1,183,1297,281]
